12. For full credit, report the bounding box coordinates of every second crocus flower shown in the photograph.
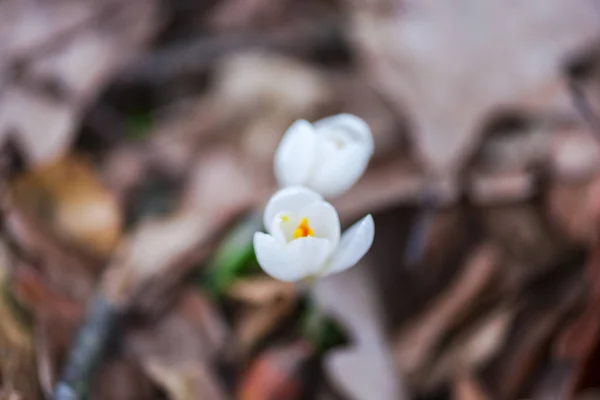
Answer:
[274,114,374,198]
[254,186,374,282]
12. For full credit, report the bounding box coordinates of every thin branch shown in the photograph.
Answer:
[53,296,120,400]
[569,79,600,136]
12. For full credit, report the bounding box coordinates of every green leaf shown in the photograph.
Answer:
[125,111,154,140]
[301,301,347,354]
[202,213,263,297]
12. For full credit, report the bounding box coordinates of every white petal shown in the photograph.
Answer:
[268,212,299,244]
[274,120,317,188]
[299,201,341,249]
[263,187,322,234]
[308,143,371,198]
[254,232,305,282]
[326,215,374,275]
[314,114,374,155]
[285,236,331,277]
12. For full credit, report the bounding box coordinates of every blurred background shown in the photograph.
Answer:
[2,0,600,399]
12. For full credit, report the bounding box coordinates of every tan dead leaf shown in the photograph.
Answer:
[126,291,229,400]
[0,0,159,165]
[468,171,536,205]
[9,262,84,397]
[102,147,258,309]
[238,305,297,357]
[0,388,24,400]
[329,71,407,159]
[12,265,83,322]
[312,263,408,400]
[452,374,491,400]
[395,244,499,379]
[126,290,229,363]
[4,194,99,300]
[213,52,331,166]
[486,278,581,399]
[482,205,565,281]
[0,86,75,166]
[228,277,297,306]
[332,157,425,223]
[103,211,211,306]
[237,341,313,400]
[182,147,260,215]
[144,360,225,400]
[91,358,158,400]
[547,181,595,243]
[549,127,600,182]
[103,209,248,312]
[214,51,330,123]
[422,305,516,389]
[350,0,600,175]
[10,155,122,258]
[465,120,548,204]
[576,390,600,400]
[0,244,37,400]
[228,277,298,355]
[34,311,80,398]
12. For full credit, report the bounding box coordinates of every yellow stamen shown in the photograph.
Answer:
[281,215,289,222]
[294,218,315,239]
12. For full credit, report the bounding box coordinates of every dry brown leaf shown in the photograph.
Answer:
[452,374,491,400]
[532,228,600,397]
[576,390,600,400]
[422,305,516,389]
[0,0,159,165]
[228,278,298,355]
[482,204,567,294]
[350,0,600,176]
[328,71,407,160]
[333,157,425,223]
[549,127,600,182]
[127,290,229,363]
[34,309,80,397]
[208,0,290,32]
[9,262,83,397]
[126,291,228,400]
[468,172,536,205]
[547,182,595,243]
[237,340,313,400]
[10,155,122,258]
[91,358,158,400]
[395,244,499,379]
[234,298,297,356]
[312,263,408,400]
[144,360,225,400]
[214,52,331,169]
[102,148,257,311]
[545,127,600,242]
[182,147,260,214]
[12,266,83,322]
[485,275,582,400]
[4,195,97,301]
[0,244,37,400]
[227,278,297,306]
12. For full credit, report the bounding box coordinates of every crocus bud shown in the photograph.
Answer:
[274,114,374,198]
[253,186,374,282]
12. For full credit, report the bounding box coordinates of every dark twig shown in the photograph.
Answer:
[569,79,600,136]
[53,296,121,400]
[403,187,440,267]
[115,17,342,86]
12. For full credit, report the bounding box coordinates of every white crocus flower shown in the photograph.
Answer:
[253,186,374,282]
[274,114,374,198]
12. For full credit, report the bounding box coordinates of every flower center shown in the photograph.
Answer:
[294,218,315,239]
[328,135,347,149]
